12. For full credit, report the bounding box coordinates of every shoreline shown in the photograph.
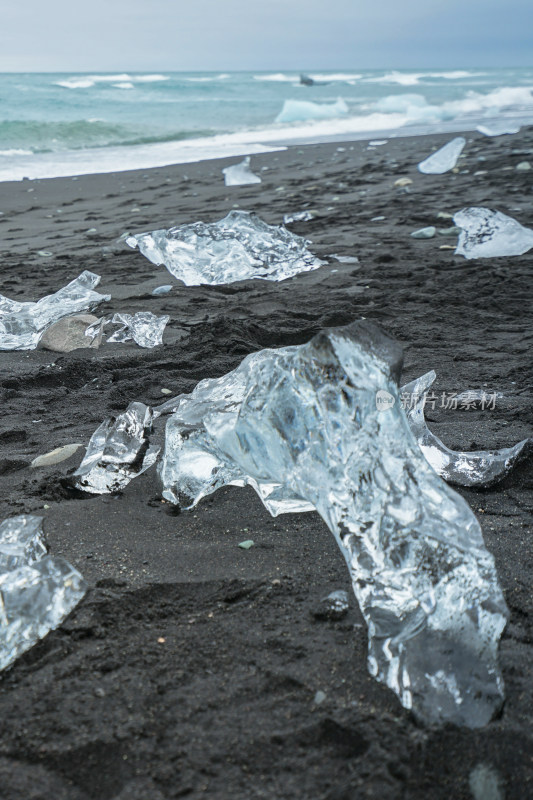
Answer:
[1,112,532,183]
[0,125,532,799]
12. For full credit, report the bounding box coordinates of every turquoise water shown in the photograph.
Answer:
[1,69,532,180]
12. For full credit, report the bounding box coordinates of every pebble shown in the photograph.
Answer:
[31,443,83,468]
[161,388,172,395]
[516,161,531,171]
[437,226,460,236]
[393,177,412,188]
[439,244,456,250]
[39,314,101,353]
[436,211,454,220]
[411,226,436,239]
[85,228,98,236]
[238,540,255,549]
[313,690,327,705]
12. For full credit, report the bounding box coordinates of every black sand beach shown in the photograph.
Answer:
[0,129,532,799]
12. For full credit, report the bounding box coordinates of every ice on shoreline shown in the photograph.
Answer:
[418,137,466,174]
[454,207,533,258]
[127,210,325,286]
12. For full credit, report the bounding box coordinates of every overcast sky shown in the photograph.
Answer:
[1,0,532,72]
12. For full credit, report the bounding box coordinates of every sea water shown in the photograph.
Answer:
[0,68,532,180]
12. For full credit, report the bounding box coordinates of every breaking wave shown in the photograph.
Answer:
[55,74,170,89]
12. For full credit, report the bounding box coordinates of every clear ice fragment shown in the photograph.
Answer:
[161,322,508,726]
[107,311,169,348]
[73,402,160,494]
[127,210,325,286]
[418,137,466,174]
[0,515,86,672]
[0,271,110,351]
[476,122,521,137]
[222,156,261,186]
[0,515,47,572]
[313,590,350,621]
[401,371,531,487]
[454,207,533,259]
[283,211,315,225]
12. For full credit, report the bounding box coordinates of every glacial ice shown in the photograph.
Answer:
[222,156,261,186]
[401,370,531,487]
[0,271,110,350]
[127,210,325,286]
[283,211,315,225]
[476,122,521,137]
[454,207,533,259]
[275,98,348,124]
[160,322,508,726]
[107,311,169,348]
[73,402,160,494]
[418,137,466,174]
[0,515,87,672]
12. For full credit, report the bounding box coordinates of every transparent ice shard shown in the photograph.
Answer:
[283,211,315,224]
[222,156,261,186]
[73,402,160,494]
[476,122,521,137]
[161,322,508,726]
[126,210,325,286]
[107,311,169,348]
[454,207,533,259]
[418,137,466,174]
[0,515,47,572]
[0,515,87,672]
[0,271,111,351]
[157,354,314,515]
[401,371,531,488]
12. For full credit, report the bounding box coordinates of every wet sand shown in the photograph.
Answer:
[0,129,532,799]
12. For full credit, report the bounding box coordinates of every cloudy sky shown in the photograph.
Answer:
[1,0,532,72]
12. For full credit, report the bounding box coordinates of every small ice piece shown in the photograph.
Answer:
[107,311,169,348]
[0,515,47,572]
[401,371,531,488]
[283,211,315,225]
[222,156,261,186]
[127,210,325,286]
[454,207,533,259]
[418,137,466,174]
[151,285,172,296]
[73,402,160,494]
[329,254,359,264]
[368,140,388,146]
[275,98,348,123]
[0,515,87,671]
[411,226,436,239]
[161,322,508,726]
[0,271,110,351]
[477,122,521,137]
[313,590,350,621]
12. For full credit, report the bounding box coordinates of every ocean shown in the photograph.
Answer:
[0,68,532,181]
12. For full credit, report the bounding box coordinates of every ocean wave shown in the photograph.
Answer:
[254,73,298,82]
[113,82,135,90]
[364,70,478,86]
[309,73,363,82]
[276,98,349,123]
[183,74,230,82]
[55,73,170,89]
[0,148,34,157]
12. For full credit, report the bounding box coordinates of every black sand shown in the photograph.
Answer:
[0,130,532,799]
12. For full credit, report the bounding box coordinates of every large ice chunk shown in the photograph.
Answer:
[222,156,261,186]
[401,371,531,487]
[454,207,533,259]
[0,515,87,671]
[73,402,160,494]
[157,353,313,516]
[160,322,508,727]
[0,271,110,350]
[275,98,348,123]
[418,137,466,174]
[126,210,325,286]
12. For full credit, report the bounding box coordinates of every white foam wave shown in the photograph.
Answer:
[56,79,95,89]
[364,70,478,86]
[309,73,363,82]
[276,98,349,123]
[184,74,230,82]
[113,82,135,89]
[253,73,298,82]
[133,74,170,82]
[0,148,34,157]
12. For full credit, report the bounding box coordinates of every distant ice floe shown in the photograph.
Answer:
[418,137,466,174]
[276,98,349,123]
[454,208,533,259]
[222,156,261,186]
[476,121,521,136]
